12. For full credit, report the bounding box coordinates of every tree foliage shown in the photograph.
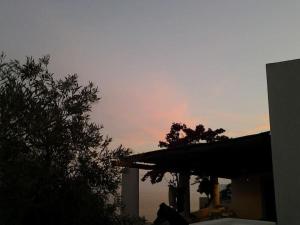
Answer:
[142,122,228,185]
[0,54,131,225]
[159,123,228,147]
[142,122,229,211]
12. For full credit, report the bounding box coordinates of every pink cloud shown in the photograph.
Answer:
[93,71,200,152]
[216,112,270,137]
[92,71,270,152]
[244,113,270,135]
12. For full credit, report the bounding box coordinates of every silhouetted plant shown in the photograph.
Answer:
[0,54,133,225]
[141,122,228,211]
[142,122,228,185]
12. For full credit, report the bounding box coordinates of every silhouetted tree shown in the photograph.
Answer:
[142,122,228,185]
[142,122,228,210]
[0,54,132,225]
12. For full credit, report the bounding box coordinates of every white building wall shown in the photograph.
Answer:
[121,168,139,217]
[267,59,300,225]
[230,176,262,220]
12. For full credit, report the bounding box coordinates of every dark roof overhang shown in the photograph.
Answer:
[117,132,273,178]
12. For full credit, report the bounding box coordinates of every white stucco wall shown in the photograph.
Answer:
[230,176,262,220]
[121,168,139,217]
[267,59,300,225]
[191,218,275,225]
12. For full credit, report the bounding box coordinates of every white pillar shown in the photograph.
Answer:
[121,168,139,217]
[267,59,300,225]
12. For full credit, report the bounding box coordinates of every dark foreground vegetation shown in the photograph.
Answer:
[0,54,145,225]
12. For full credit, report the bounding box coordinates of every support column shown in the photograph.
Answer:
[178,172,190,217]
[168,185,177,208]
[267,59,300,225]
[121,168,139,217]
[212,177,220,207]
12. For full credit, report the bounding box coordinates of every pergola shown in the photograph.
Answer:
[119,131,273,179]
[118,131,274,218]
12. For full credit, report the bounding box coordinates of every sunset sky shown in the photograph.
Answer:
[2,0,300,220]
[3,0,300,152]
